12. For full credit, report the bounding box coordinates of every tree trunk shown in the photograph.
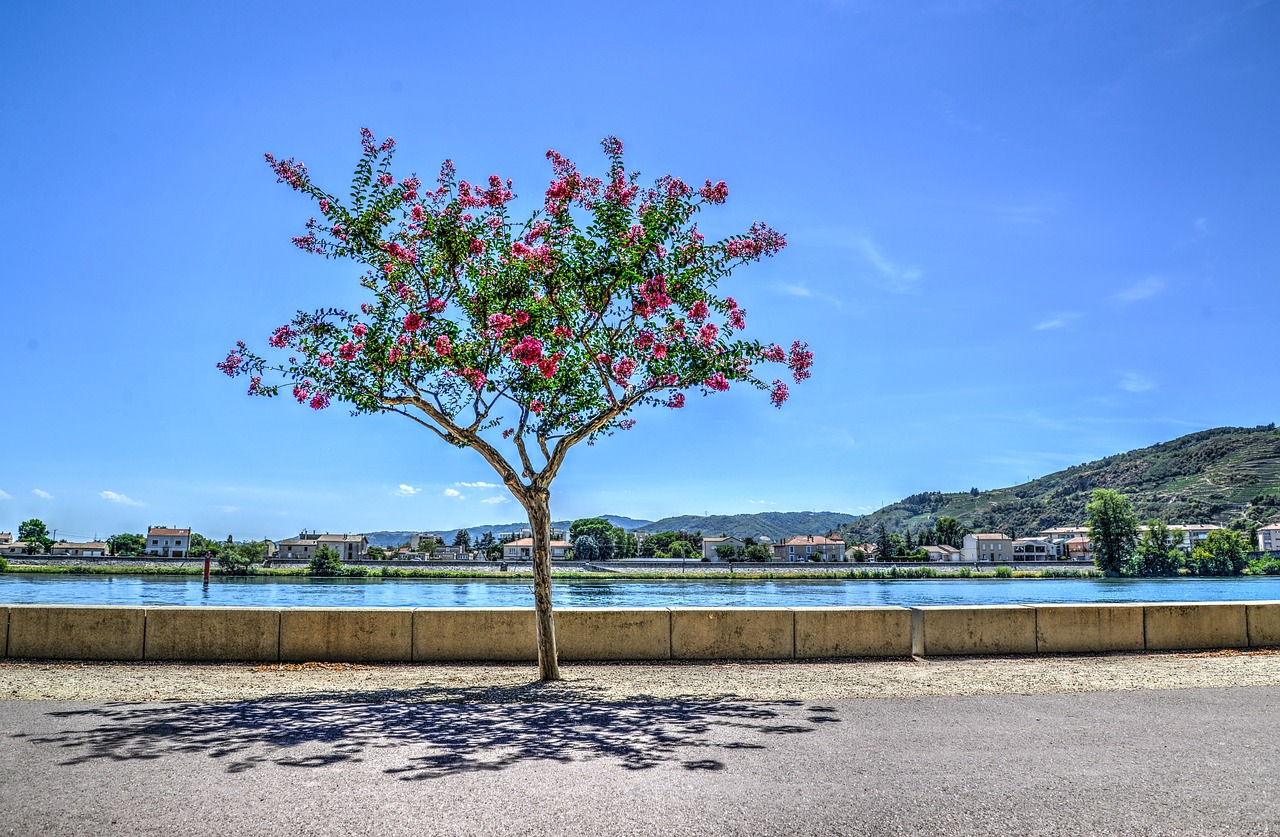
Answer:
[523,489,561,681]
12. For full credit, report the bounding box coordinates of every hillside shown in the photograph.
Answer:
[364,515,654,548]
[637,511,861,540]
[835,424,1280,543]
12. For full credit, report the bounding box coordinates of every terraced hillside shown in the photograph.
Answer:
[835,424,1280,543]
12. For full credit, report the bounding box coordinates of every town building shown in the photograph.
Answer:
[700,536,746,561]
[922,544,962,562]
[146,527,191,557]
[1259,523,1280,553]
[1064,536,1093,560]
[277,532,368,561]
[774,535,844,562]
[49,541,108,558]
[0,532,11,545]
[1013,537,1061,561]
[962,533,1014,562]
[502,537,572,560]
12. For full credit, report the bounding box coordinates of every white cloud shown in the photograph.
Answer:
[747,499,776,506]
[99,490,143,506]
[394,484,422,497]
[32,489,52,499]
[1111,277,1165,304]
[777,283,813,298]
[444,488,464,499]
[0,489,10,500]
[1119,373,1155,393]
[456,481,499,489]
[1033,312,1080,331]
[855,236,922,293]
[480,496,509,505]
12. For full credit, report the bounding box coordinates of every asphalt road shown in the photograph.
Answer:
[1,687,1277,836]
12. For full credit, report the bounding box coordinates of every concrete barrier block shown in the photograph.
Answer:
[911,606,1037,656]
[280,608,411,662]
[1,606,8,658]
[670,608,794,660]
[145,607,280,661]
[794,607,912,658]
[1034,604,1145,654]
[557,609,671,660]
[414,608,536,661]
[1245,601,1280,647]
[1144,603,1249,651]
[6,605,145,660]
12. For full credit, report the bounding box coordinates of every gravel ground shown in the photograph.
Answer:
[3,649,1280,703]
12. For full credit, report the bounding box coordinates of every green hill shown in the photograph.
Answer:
[637,511,861,540]
[836,424,1280,543]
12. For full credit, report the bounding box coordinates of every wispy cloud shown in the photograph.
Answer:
[480,496,509,505]
[854,236,922,293]
[0,489,10,500]
[394,484,422,497]
[456,481,498,489]
[747,499,776,506]
[216,505,239,513]
[32,489,52,499]
[1111,277,1165,304]
[444,488,464,499]
[99,490,143,506]
[1033,312,1080,331]
[1119,372,1155,393]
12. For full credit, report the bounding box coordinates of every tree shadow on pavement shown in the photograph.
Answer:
[14,682,837,779]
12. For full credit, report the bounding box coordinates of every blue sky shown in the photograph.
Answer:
[1,1,1277,542]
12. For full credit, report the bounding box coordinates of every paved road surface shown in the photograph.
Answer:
[2,687,1277,835]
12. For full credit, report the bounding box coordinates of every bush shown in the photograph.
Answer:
[0,555,7,572]
[307,545,346,576]
[993,565,1014,578]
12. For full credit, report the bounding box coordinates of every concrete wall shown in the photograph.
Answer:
[3,602,1279,662]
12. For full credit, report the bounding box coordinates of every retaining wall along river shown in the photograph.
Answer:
[2,602,1278,662]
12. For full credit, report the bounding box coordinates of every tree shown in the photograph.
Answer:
[1188,530,1249,576]
[714,543,740,560]
[1134,519,1183,577]
[308,545,346,576]
[745,543,771,561]
[219,132,808,679]
[935,517,963,549]
[107,533,146,557]
[218,540,267,574]
[875,522,893,563]
[367,545,388,560]
[1086,489,1139,576]
[452,529,472,550]
[571,534,599,562]
[18,519,53,555]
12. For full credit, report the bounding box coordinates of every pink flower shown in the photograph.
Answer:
[640,275,672,311]
[338,342,359,361]
[425,297,446,314]
[633,330,654,351]
[698,322,719,347]
[377,173,394,188]
[293,382,311,404]
[264,153,308,190]
[309,391,330,410]
[269,326,295,348]
[618,419,636,430]
[699,179,729,204]
[612,357,637,382]
[513,311,530,325]
[403,312,423,331]
[318,199,330,213]
[787,340,813,383]
[666,393,685,409]
[537,353,562,379]
[318,353,334,368]
[689,300,709,321]
[488,313,514,332]
[248,376,262,393]
[510,335,544,366]
[552,325,573,340]
[725,222,787,259]
[653,343,668,360]
[461,367,487,391]
[360,302,373,314]
[502,428,515,439]
[770,379,789,408]
[729,308,746,330]
[388,348,401,364]
[531,400,544,414]
[703,373,730,392]
[352,323,368,338]
[435,335,452,355]
[217,350,243,376]
[762,343,785,363]
[411,204,425,222]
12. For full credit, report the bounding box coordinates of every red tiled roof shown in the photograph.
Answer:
[147,527,191,537]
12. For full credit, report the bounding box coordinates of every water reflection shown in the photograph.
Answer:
[1,573,1278,608]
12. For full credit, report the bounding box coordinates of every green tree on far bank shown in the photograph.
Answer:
[217,540,268,575]
[1133,519,1184,576]
[1187,530,1249,576]
[307,545,346,576]
[571,534,599,562]
[1087,489,1139,576]
[18,519,54,555]
[107,533,146,557]
[452,529,472,550]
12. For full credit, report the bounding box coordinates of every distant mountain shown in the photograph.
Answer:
[835,424,1280,544]
[364,514,654,548]
[636,511,862,540]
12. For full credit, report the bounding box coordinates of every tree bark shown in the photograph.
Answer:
[522,489,561,681]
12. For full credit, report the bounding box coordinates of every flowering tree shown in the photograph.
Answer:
[219,129,812,679]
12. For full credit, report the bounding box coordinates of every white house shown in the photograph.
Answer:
[774,535,844,562]
[146,527,191,557]
[503,537,571,560]
[962,533,1013,562]
[1258,523,1280,553]
[50,541,109,558]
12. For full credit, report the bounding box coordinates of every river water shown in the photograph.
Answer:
[2,574,1279,608]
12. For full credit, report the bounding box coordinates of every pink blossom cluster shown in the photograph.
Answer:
[264,153,307,190]
[728,308,746,330]
[509,335,545,367]
[652,343,668,359]
[770,379,789,408]
[703,373,729,392]
[699,179,728,204]
[292,231,318,252]
[543,149,602,214]
[460,368,487,391]
[618,419,637,430]
[269,326,296,348]
[552,325,573,340]
[400,177,421,203]
[725,222,787,259]
[787,340,813,382]
[634,330,654,351]
[509,240,553,269]
[217,347,244,376]
[637,275,672,315]
[605,172,637,207]
[318,352,334,368]
[435,335,452,355]
[601,136,624,156]
[310,391,330,410]
[688,300,709,321]
[424,297,447,314]
[761,343,785,363]
[698,322,719,347]
[359,128,395,154]
[338,342,361,361]
[293,381,312,403]
[666,393,686,409]
[488,313,514,333]
[403,312,423,332]
[530,400,545,414]
[382,241,417,264]
[612,357,637,383]
[377,173,394,188]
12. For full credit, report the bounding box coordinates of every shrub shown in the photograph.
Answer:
[307,545,346,576]
[0,555,7,572]
[993,565,1014,578]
